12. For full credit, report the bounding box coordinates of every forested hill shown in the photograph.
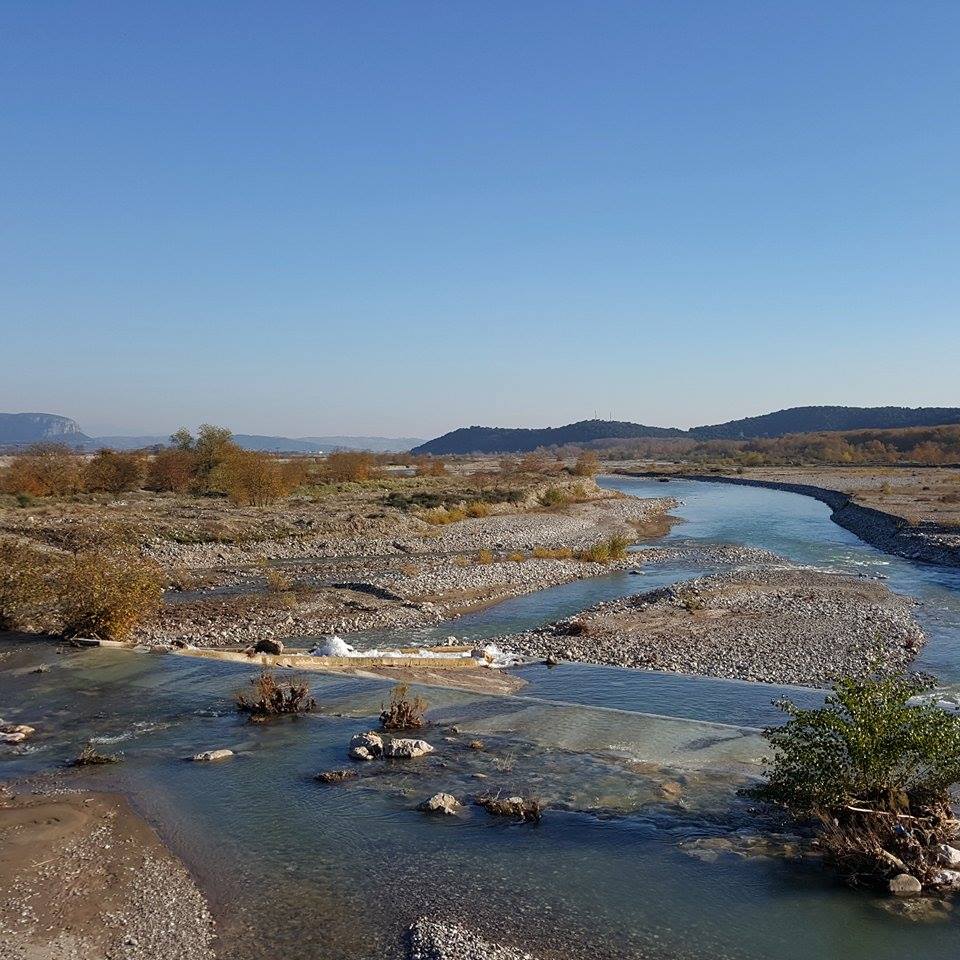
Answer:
[412,420,684,455]
[693,406,960,439]
[414,407,960,455]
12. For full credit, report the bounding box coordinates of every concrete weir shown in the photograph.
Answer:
[72,637,527,694]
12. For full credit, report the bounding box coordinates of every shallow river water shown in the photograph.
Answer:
[4,477,960,959]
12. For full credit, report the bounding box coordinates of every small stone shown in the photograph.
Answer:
[890,873,923,897]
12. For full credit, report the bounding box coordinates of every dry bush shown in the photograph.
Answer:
[575,541,611,564]
[464,500,491,518]
[320,451,378,482]
[84,449,145,493]
[538,487,569,509]
[236,670,317,717]
[1,444,82,497]
[415,457,447,477]
[401,562,420,577]
[0,541,62,632]
[421,506,467,525]
[379,683,427,730]
[70,744,122,766]
[262,565,294,592]
[532,546,573,560]
[212,449,298,506]
[146,448,196,493]
[59,548,164,641]
[507,551,526,563]
[451,554,471,568]
[606,533,631,560]
[474,549,495,565]
[572,451,600,477]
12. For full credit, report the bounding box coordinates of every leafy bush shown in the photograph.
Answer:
[146,448,196,493]
[1,444,81,497]
[752,672,960,814]
[236,670,317,718]
[211,449,300,506]
[320,451,378,482]
[84,449,145,493]
[59,548,164,641]
[379,683,427,730]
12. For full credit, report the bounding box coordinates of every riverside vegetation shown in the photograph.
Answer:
[0,431,672,648]
[752,671,960,896]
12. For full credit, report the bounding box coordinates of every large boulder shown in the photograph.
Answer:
[419,793,461,815]
[254,638,284,655]
[889,873,923,897]
[383,738,434,759]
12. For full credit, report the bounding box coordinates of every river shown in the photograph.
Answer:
[4,476,960,958]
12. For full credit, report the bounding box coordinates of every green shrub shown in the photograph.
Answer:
[752,672,960,814]
[538,487,569,509]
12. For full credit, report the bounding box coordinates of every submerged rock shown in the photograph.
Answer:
[419,793,461,815]
[316,769,358,784]
[0,723,35,745]
[889,873,923,897]
[383,738,434,759]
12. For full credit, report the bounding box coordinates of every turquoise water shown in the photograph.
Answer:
[4,476,960,959]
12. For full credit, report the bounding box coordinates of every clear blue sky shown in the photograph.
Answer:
[2,1,958,438]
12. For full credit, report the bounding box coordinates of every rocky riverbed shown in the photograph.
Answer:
[133,497,679,647]
[498,566,925,686]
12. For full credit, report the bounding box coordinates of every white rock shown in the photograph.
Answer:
[383,738,434,759]
[419,792,461,815]
[938,844,960,867]
[349,746,374,761]
[889,873,923,897]
[191,749,234,762]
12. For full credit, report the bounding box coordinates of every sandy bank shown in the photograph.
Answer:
[0,789,215,960]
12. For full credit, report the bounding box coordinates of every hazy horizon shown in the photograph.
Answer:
[3,2,958,437]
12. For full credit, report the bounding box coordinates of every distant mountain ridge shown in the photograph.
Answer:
[0,413,422,453]
[0,413,89,447]
[692,405,960,439]
[413,420,684,455]
[414,406,960,454]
